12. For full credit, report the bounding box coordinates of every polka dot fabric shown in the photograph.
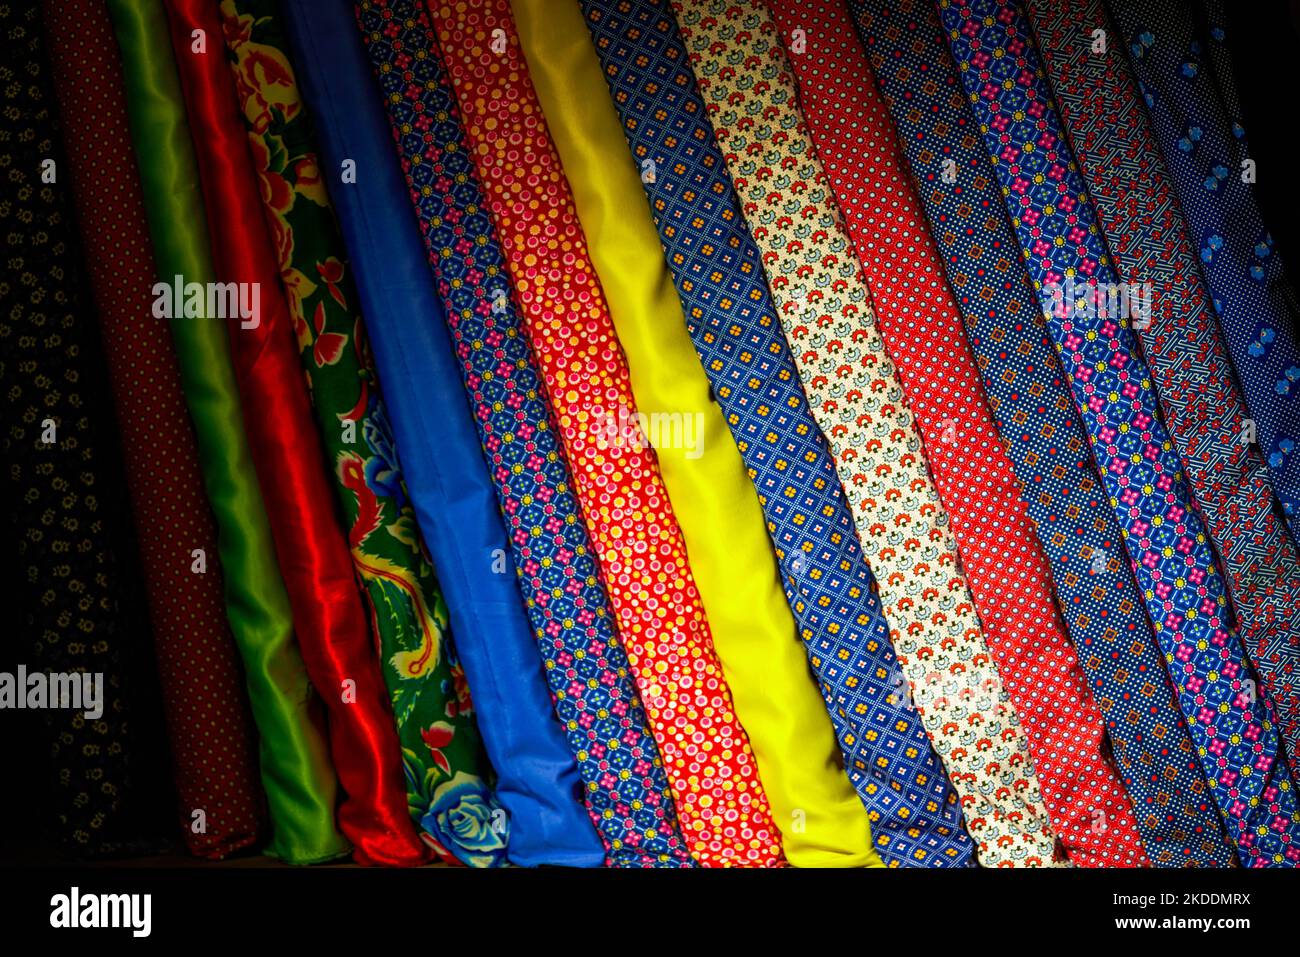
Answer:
[850,0,1235,866]
[1027,0,1300,785]
[0,3,155,857]
[581,0,974,869]
[427,0,781,867]
[677,0,1055,866]
[937,0,1300,867]
[36,0,265,858]
[1108,0,1300,543]
[767,0,1147,867]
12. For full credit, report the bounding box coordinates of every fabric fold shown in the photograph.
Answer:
[40,0,271,859]
[511,0,881,868]
[280,0,605,868]
[104,0,348,865]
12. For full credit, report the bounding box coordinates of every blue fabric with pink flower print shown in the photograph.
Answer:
[352,0,693,867]
[939,0,1300,866]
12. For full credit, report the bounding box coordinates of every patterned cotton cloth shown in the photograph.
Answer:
[428,0,781,866]
[1108,0,1300,544]
[675,0,1059,867]
[581,0,978,867]
[1024,0,1300,790]
[220,0,505,867]
[510,0,883,867]
[356,0,693,867]
[850,0,1234,867]
[938,0,1300,867]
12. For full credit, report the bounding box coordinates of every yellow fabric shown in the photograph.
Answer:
[672,0,1058,868]
[511,0,881,868]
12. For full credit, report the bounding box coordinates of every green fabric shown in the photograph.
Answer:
[218,0,505,867]
[105,0,348,865]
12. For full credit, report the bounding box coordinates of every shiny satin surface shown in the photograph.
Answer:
[163,0,428,868]
[511,0,881,868]
[40,0,267,859]
[103,0,347,864]
[430,0,782,867]
[281,0,605,867]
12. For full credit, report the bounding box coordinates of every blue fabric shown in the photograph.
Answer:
[353,0,692,868]
[580,0,973,868]
[1111,0,1300,544]
[281,0,604,868]
[939,0,1300,868]
[851,0,1234,868]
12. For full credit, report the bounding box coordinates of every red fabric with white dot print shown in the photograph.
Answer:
[768,0,1149,867]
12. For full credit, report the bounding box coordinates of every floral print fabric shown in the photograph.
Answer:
[221,0,506,867]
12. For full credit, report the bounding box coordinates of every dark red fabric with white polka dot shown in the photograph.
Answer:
[40,0,265,859]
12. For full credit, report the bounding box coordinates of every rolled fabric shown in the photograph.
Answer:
[1024,0,1300,790]
[0,3,174,858]
[104,0,349,864]
[356,0,693,867]
[579,0,974,867]
[163,0,428,867]
[937,0,1300,868]
[428,0,781,867]
[39,0,267,859]
[670,0,1057,868]
[510,0,881,868]
[217,0,505,868]
[731,0,1133,865]
[1108,0,1300,542]
[851,0,1234,867]
[279,0,604,868]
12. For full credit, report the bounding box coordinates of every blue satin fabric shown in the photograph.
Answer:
[281,0,604,868]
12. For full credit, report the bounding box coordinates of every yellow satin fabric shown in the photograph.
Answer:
[511,0,881,868]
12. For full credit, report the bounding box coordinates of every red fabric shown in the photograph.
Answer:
[769,0,1149,867]
[427,0,783,867]
[165,0,428,866]
[40,0,264,859]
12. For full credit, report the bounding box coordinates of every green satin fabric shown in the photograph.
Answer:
[105,0,347,864]
[511,0,882,868]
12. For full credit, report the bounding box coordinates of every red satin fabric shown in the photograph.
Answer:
[39,0,265,859]
[165,0,429,866]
